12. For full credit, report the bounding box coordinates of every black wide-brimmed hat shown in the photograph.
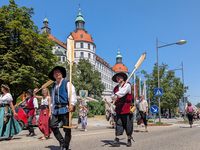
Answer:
[48,66,66,81]
[112,72,128,83]
[27,89,33,95]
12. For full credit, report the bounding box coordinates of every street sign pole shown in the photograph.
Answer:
[151,105,159,124]
[155,88,163,122]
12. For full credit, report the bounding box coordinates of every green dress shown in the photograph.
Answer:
[0,94,22,137]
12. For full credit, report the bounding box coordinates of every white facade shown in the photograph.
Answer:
[74,41,96,66]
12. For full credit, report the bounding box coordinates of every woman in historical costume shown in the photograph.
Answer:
[33,88,52,140]
[0,84,22,140]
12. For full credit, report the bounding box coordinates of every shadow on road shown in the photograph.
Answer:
[101,138,126,147]
[179,126,191,128]
[0,137,21,141]
[45,145,71,150]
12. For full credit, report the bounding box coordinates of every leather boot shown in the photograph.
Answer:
[63,146,69,150]
[109,138,120,147]
[59,139,65,150]
[126,139,132,147]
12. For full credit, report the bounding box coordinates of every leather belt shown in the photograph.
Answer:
[116,102,131,105]
[0,104,10,107]
[139,111,146,113]
[55,104,68,108]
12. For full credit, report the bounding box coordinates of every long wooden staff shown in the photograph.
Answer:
[63,35,77,129]
[35,80,54,93]
[15,80,54,107]
[107,52,146,112]
[15,98,27,107]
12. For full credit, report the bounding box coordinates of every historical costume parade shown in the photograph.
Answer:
[33,88,52,140]
[109,72,134,147]
[22,89,39,137]
[49,66,77,150]
[0,84,22,140]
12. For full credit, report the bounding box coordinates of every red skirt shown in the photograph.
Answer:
[38,109,52,136]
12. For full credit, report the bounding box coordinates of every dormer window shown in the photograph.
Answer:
[81,34,83,38]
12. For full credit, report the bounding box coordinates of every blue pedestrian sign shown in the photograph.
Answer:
[150,105,159,114]
[155,88,163,97]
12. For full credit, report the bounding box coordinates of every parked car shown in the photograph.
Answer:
[14,107,40,129]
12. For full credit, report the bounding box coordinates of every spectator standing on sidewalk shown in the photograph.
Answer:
[186,102,194,128]
[81,105,88,131]
[76,105,83,128]
[135,94,148,132]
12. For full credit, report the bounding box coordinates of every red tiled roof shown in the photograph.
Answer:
[112,63,128,73]
[71,30,94,44]
[95,54,113,70]
[48,34,67,49]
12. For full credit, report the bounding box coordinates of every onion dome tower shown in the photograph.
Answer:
[70,6,96,65]
[112,48,128,73]
[41,17,51,34]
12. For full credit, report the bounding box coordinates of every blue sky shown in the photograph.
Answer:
[1,0,200,104]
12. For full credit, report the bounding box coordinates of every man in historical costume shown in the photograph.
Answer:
[49,66,77,150]
[25,89,38,136]
[135,94,148,132]
[109,72,134,147]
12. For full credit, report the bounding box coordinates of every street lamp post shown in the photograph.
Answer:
[157,38,186,122]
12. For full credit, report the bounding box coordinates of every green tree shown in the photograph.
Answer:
[73,58,105,100]
[195,102,200,108]
[139,63,188,115]
[0,0,58,103]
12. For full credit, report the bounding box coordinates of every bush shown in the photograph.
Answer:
[156,122,163,125]
[87,101,105,116]
[148,120,153,123]
[72,112,78,118]
[87,111,95,118]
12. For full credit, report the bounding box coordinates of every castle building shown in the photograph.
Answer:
[41,8,128,100]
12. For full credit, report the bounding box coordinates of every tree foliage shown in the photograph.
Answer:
[195,102,200,108]
[72,59,105,100]
[134,63,188,113]
[0,0,58,103]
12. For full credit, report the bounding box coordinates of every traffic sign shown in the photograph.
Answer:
[150,105,159,114]
[155,88,163,97]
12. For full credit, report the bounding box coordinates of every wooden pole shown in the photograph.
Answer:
[63,35,77,129]
[68,61,72,127]
[107,52,146,112]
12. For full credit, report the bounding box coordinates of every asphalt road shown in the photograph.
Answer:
[1,120,200,150]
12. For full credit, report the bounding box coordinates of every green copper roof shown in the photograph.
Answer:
[43,17,48,22]
[75,10,85,22]
[55,48,65,56]
[116,51,122,58]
